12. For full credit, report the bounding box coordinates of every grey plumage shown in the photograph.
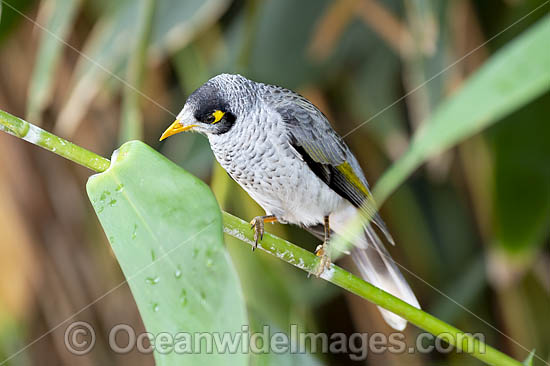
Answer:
[168,73,420,330]
[273,89,395,243]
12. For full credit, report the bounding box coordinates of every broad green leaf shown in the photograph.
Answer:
[87,141,248,366]
[374,17,550,204]
[26,0,81,124]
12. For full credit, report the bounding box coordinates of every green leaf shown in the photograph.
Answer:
[374,17,550,204]
[26,0,81,123]
[86,141,248,365]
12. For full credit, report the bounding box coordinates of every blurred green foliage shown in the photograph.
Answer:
[0,0,548,365]
[490,94,550,254]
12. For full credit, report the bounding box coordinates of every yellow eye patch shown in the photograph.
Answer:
[211,110,225,124]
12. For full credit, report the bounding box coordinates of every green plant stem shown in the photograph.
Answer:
[0,110,523,366]
[222,212,522,366]
[0,110,110,172]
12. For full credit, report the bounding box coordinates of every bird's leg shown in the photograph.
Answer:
[314,215,332,277]
[249,215,277,250]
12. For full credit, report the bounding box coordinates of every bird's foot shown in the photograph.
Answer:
[249,215,277,251]
[250,216,265,251]
[314,242,331,277]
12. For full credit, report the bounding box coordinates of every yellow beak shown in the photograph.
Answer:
[159,120,198,141]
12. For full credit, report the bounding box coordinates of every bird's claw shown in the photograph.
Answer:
[314,242,331,277]
[250,216,265,251]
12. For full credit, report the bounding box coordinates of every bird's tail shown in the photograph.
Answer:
[349,224,420,330]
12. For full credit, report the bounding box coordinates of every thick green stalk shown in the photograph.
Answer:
[0,110,110,172]
[0,110,524,366]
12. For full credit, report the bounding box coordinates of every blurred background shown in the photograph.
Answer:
[0,0,548,365]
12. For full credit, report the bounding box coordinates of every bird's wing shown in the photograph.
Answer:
[274,93,394,244]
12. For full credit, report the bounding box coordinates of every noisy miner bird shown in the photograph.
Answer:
[160,74,420,330]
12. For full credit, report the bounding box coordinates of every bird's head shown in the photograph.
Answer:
[160,74,252,141]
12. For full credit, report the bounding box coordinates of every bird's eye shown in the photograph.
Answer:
[208,110,225,124]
